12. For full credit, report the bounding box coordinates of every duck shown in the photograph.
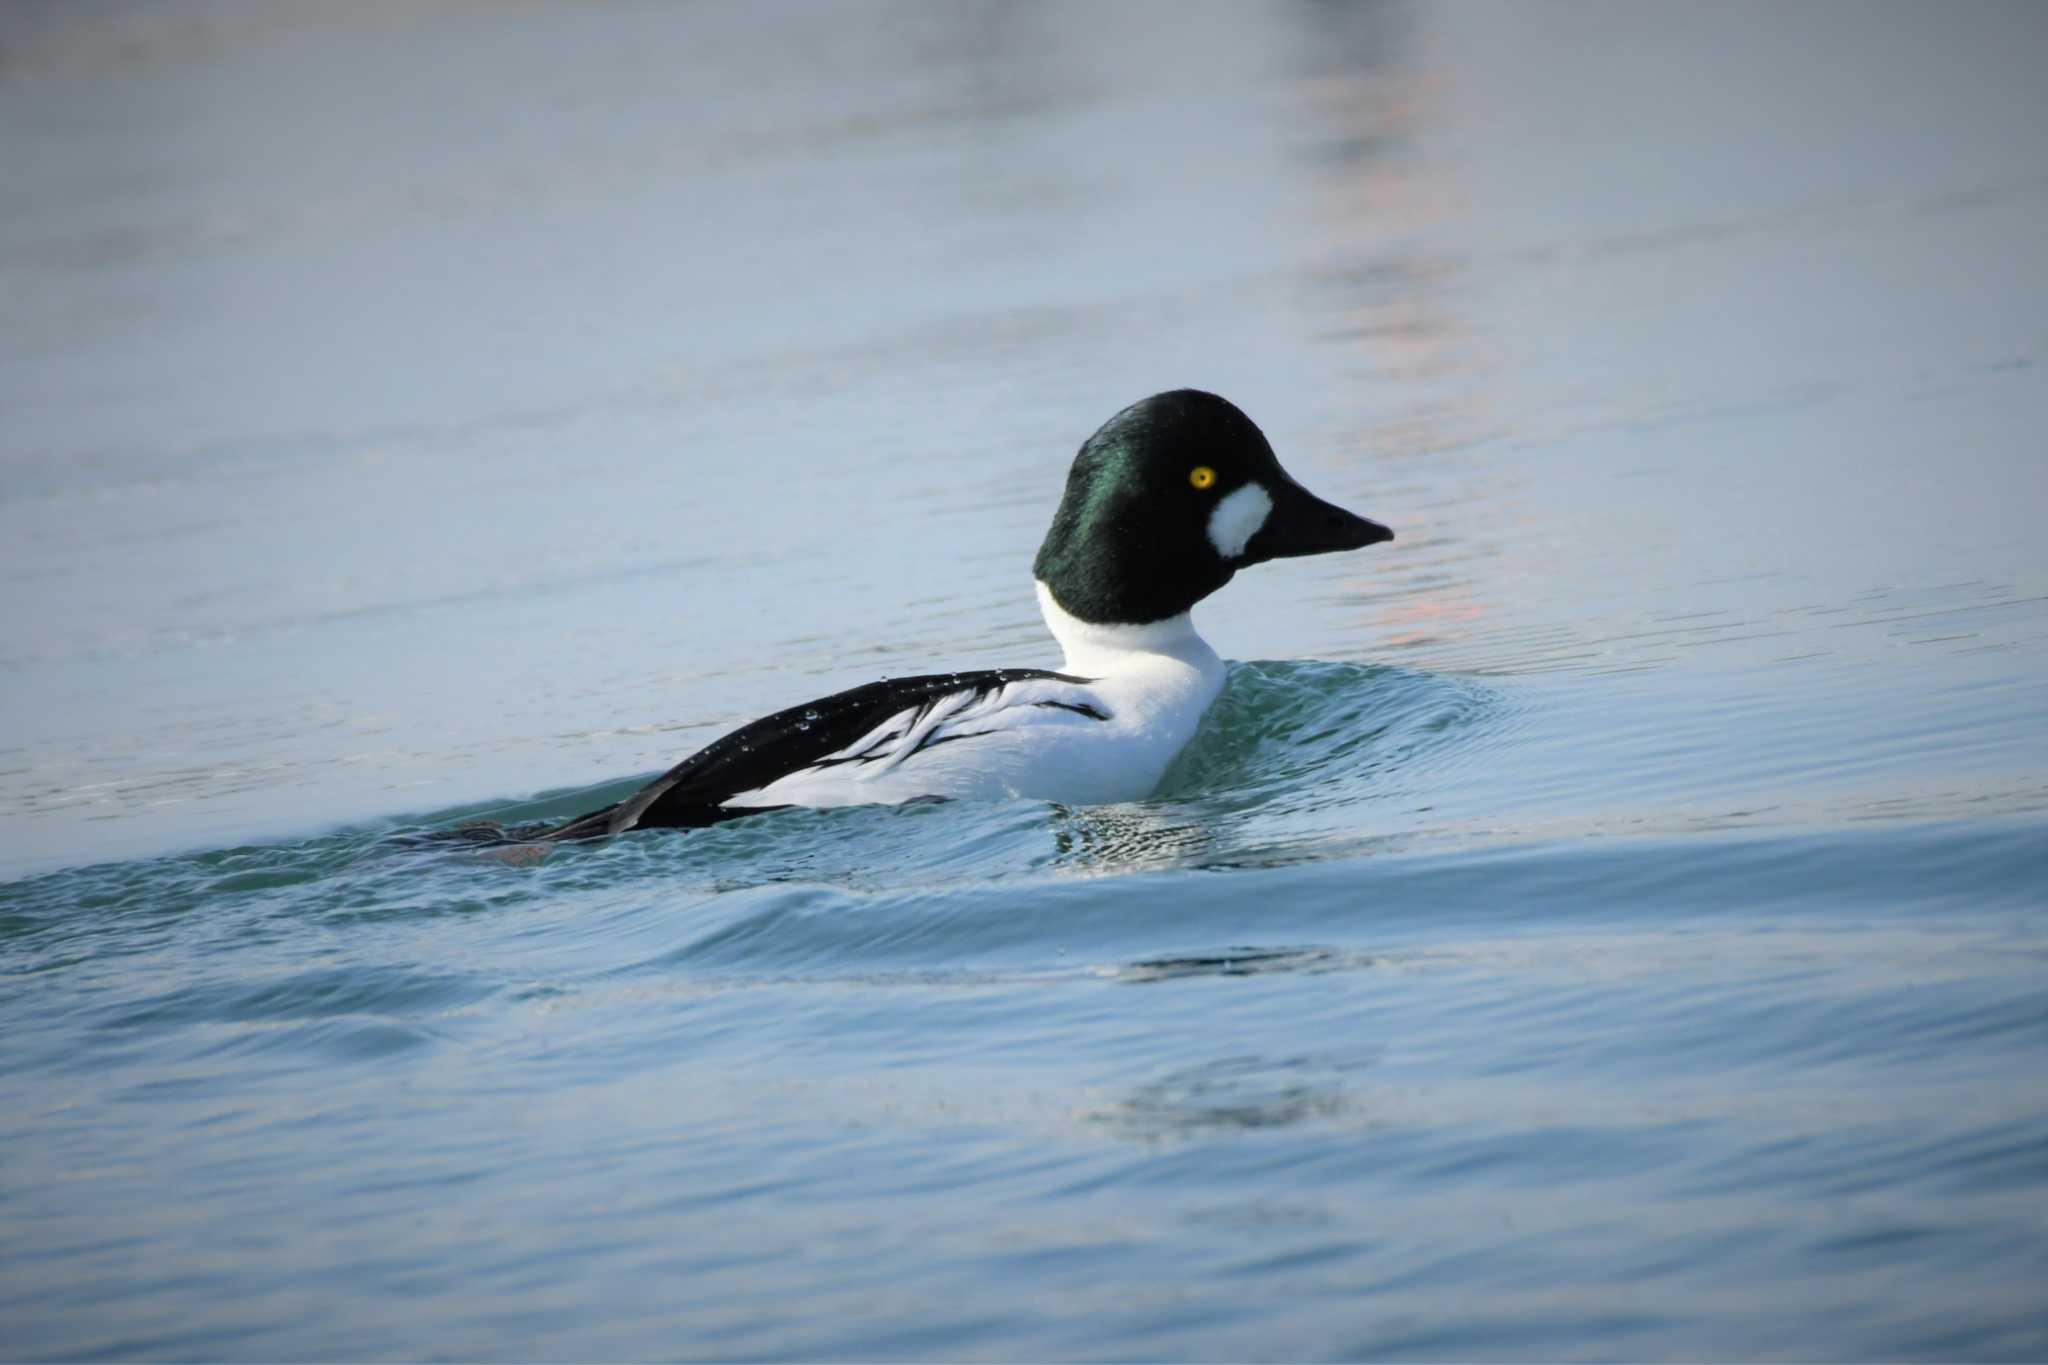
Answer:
[521,389,1392,841]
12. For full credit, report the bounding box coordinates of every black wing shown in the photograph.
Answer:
[531,667,1090,840]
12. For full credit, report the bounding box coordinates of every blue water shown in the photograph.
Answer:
[5,3,2048,1359]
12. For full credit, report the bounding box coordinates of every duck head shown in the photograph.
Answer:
[1033,390,1394,626]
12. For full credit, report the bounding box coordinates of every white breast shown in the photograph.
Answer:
[723,584,1226,811]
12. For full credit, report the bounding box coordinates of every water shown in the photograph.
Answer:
[4,2,2047,1358]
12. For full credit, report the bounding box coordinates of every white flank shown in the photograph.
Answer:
[1206,483,1273,559]
[722,585,1227,811]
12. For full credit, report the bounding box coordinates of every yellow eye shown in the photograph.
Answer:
[1189,466,1217,490]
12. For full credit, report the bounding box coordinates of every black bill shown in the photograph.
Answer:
[1241,478,1395,565]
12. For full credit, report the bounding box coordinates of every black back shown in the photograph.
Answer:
[536,667,1086,838]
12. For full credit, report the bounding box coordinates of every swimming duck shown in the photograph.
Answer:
[532,389,1391,840]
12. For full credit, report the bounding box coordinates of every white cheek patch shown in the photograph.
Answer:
[1206,483,1273,560]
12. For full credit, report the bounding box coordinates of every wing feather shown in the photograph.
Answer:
[530,667,1103,838]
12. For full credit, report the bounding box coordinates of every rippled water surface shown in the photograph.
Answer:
[4,2,2047,1359]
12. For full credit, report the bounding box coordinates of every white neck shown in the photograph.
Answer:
[1035,581,1218,677]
